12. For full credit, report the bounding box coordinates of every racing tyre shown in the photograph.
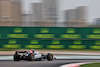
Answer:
[47,53,53,61]
[28,54,35,61]
[14,54,20,61]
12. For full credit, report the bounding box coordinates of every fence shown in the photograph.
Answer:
[0,27,100,49]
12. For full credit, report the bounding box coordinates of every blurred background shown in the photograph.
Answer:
[0,0,99,51]
[0,1,100,66]
[0,0,100,27]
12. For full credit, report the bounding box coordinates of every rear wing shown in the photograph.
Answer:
[16,51,26,53]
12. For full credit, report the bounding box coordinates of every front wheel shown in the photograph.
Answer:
[47,53,53,61]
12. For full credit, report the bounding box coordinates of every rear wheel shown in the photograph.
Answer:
[28,54,35,61]
[47,53,53,61]
[14,54,20,61]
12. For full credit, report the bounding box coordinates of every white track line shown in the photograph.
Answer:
[1,56,100,60]
[0,56,13,60]
[54,55,100,59]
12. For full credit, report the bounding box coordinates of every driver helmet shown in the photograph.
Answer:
[32,50,34,53]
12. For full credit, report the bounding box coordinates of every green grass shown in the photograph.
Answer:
[81,63,100,67]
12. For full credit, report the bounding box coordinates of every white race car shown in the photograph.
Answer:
[14,50,53,61]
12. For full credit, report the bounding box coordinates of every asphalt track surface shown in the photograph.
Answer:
[0,60,100,67]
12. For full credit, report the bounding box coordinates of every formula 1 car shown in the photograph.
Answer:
[13,50,53,61]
